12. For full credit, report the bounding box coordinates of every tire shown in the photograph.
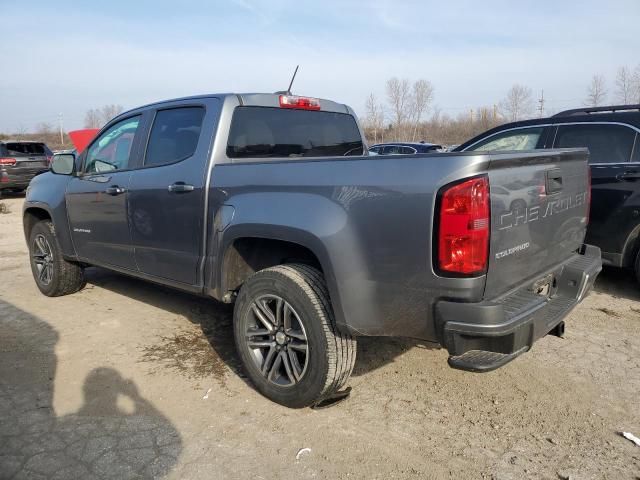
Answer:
[233,264,356,408]
[29,220,86,297]
[635,249,640,285]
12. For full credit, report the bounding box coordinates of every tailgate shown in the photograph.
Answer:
[484,149,590,298]
[13,156,49,171]
[5,142,49,172]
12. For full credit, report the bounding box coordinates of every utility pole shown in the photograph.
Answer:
[469,108,474,122]
[537,90,545,118]
[58,113,64,146]
[493,104,498,121]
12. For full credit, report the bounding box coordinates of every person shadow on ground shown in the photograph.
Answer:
[0,300,182,479]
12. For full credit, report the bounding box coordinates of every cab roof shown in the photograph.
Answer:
[117,93,352,119]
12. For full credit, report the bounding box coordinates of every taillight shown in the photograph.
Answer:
[437,175,490,275]
[0,157,17,166]
[279,95,321,110]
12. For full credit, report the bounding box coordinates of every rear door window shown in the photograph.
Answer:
[227,107,363,158]
[554,124,636,164]
[468,127,544,152]
[145,107,205,167]
[5,143,47,156]
[400,146,416,154]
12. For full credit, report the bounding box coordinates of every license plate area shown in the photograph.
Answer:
[530,273,557,298]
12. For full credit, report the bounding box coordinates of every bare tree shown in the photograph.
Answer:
[35,122,54,135]
[410,79,434,141]
[615,66,634,104]
[84,104,124,129]
[386,77,411,139]
[15,125,28,140]
[364,94,385,144]
[585,74,607,107]
[100,104,124,124]
[499,84,534,122]
[84,109,102,129]
[633,65,640,104]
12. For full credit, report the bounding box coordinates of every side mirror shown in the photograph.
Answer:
[51,154,75,175]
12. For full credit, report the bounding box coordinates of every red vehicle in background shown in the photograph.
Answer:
[68,129,99,153]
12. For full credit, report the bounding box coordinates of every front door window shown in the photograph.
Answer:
[85,116,140,173]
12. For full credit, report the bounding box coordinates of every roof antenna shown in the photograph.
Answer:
[287,65,299,94]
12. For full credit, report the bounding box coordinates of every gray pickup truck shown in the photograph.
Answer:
[23,93,601,408]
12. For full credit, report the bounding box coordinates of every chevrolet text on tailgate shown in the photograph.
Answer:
[23,92,602,407]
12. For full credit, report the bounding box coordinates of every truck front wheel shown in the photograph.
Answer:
[28,220,86,297]
[233,264,356,408]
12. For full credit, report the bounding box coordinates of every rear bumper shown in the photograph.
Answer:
[0,169,45,189]
[437,244,602,372]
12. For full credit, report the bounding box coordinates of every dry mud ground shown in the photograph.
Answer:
[0,195,639,479]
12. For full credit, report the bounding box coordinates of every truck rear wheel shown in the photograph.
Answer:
[233,264,356,408]
[29,220,86,297]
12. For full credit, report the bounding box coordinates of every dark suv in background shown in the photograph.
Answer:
[456,104,640,280]
[0,141,52,195]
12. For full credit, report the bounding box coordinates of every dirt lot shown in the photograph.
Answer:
[1,194,639,479]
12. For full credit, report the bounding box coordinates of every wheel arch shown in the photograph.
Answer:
[215,225,349,333]
[23,206,52,243]
[621,223,640,268]
[23,201,77,259]
[221,236,325,293]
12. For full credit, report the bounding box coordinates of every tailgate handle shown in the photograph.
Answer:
[545,169,563,194]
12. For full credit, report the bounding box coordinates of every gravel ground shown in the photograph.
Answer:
[1,195,639,479]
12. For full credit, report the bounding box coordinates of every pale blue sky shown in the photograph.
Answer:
[1,0,638,131]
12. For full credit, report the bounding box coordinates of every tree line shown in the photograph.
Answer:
[586,65,640,107]
[362,65,640,146]
[363,78,517,146]
[0,104,126,150]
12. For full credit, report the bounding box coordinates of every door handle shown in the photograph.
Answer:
[168,182,195,193]
[105,185,126,195]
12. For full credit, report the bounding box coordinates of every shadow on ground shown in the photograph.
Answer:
[83,267,435,383]
[0,299,182,479]
[351,336,440,377]
[593,265,640,301]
